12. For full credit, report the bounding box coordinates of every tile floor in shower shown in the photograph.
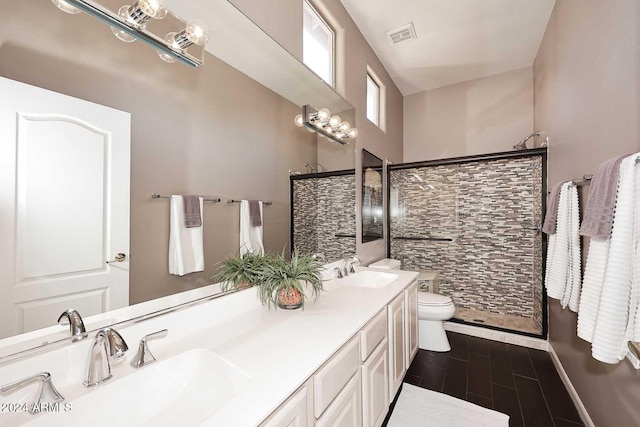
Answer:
[455,307,541,335]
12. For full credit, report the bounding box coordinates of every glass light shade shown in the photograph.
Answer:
[317,108,331,122]
[51,0,81,14]
[339,121,351,133]
[112,5,139,42]
[294,114,304,127]
[157,50,176,63]
[348,128,359,138]
[329,115,341,128]
[306,127,316,133]
[138,0,168,19]
[185,20,210,45]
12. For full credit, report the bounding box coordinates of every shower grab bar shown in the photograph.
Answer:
[393,236,456,242]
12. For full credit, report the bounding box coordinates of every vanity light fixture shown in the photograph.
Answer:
[294,105,359,145]
[50,0,208,68]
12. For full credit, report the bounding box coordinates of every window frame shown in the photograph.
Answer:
[303,0,336,88]
[366,72,381,127]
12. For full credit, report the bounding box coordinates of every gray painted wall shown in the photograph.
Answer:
[403,68,534,162]
[534,0,640,426]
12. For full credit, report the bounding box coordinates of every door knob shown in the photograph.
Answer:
[106,253,126,263]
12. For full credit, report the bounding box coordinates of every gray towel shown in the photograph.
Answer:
[542,182,566,234]
[579,155,626,239]
[182,195,202,228]
[248,200,262,227]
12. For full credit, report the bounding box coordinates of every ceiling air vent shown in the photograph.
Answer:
[385,22,417,46]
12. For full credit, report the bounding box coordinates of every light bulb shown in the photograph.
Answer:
[348,128,359,138]
[317,108,331,122]
[112,5,138,42]
[294,114,304,127]
[339,121,351,133]
[138,0,167,19]
[185,20,210,45]
[51,0,81,14]
[329,115,341,128]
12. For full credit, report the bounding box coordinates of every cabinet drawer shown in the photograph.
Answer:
[316,371,362,427]
[314,335,360,419]
[261,384,309,427]
[360,308,387,361]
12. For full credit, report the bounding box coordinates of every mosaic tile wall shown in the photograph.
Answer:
[390,156,544,335]
[292,173,356,262]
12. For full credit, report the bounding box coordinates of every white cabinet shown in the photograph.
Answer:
[316,371,362,427]
[388,293,406,401]
[361,338,389,427]
[404,281,419,368]
[261,383,311,427]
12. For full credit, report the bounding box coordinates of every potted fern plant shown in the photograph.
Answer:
[258,250,324,310]
[214,251,266,292]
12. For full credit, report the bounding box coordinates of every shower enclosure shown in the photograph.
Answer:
[290,170,356,261]
[388,149,546,336]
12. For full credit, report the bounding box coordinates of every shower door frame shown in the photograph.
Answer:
[386,148,548,339]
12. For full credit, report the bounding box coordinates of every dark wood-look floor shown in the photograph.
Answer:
[399,332,584,427]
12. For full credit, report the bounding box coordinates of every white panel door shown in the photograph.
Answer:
[388,294,405,402]
[0,77,130,339]
[405,281,419,368]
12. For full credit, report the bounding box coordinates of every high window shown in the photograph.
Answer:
[366,73,380,126]
[303,0,335,87]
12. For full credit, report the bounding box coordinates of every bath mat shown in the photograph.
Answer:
[387,383,509,427]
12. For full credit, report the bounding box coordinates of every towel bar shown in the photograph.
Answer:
[227,199,273,206]
[150,194,221,202]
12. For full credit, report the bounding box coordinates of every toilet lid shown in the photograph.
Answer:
[418,292,453,307]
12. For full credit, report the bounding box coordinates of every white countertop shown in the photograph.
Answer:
[0,267,418,427]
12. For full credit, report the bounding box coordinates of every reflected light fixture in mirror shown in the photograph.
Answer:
[295,105,358,145]
[50,0,208,67]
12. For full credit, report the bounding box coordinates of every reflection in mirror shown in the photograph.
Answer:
[362,149,384,243]
[0,0,355,359]
[290,170,356,261]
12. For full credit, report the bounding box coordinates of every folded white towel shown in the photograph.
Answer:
[545,183,581,311]
[169,195,204,276]
[240,200,264,255]
[591,155,637,363]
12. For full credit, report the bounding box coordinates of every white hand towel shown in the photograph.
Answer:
[577,238,611,342]
[544,183,581,311]
[240,200,264,255]
[169,195,204,276]
[591,155,636,363]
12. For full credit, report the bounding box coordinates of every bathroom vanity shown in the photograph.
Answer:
[0,267,418,427]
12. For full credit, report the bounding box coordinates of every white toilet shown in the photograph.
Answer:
[369,258,456,352]
[417,291,455,352]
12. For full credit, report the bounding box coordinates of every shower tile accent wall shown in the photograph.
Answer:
[390,156,544,335]
[292,173,356,261]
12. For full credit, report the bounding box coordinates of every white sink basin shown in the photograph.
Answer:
[338,270,398,288]
[24,349,250,426]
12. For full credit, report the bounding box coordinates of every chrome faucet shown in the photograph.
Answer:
[311,253,328,264]
[130,329,168,369]
[1,372,64,414]
[342,255,361,276]
[57,309,86,341]
[84,327,128,387]
[332,266,344,279]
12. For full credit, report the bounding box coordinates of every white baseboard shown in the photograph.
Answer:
[547,344,595,427]
[443,322,549,351]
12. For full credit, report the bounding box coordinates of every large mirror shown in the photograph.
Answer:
[0,0,355,357]
[361,149,383,243]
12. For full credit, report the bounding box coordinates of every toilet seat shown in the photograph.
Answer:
[418,292,453,307]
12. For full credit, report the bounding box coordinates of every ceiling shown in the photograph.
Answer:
[341,0,556,95]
